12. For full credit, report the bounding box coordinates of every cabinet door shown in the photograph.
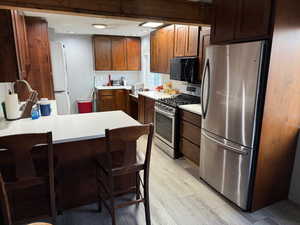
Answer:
[99,95,116,111]
[94,36,112,71]
[144,97,155,124]
[185,26,199,57]
[0,9,19,82]
[235,0,272,40]
[115,89,126,111]
[112,37,127,70]
[211,0,238,44]
[12,10,30,80]
[174,25,188,57]
[138,95,145,124]
[159,25,175,74]
[126,37,141,71]
[150,31,159,73]
[25,17,54,99]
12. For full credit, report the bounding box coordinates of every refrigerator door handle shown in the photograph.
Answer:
[202,131,249,155]
[204,59,211,119]
[201,59,210,119]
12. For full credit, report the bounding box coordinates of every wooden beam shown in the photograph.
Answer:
[0,0,212,24]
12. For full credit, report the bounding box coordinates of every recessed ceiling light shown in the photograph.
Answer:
[67,31,75,34]
[140,22,164,28]
[92,24,107,29]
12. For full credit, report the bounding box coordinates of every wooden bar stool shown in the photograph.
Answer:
[96,124,154,225]
[0,133,57,225]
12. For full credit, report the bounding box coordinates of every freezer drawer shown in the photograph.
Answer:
[199,131,253,210]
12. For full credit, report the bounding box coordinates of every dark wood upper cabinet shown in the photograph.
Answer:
[174,25,199,57]
[93,35,141,71]
[11,10,30,80]
[186,26,200,57]
[160,25,175,74]
[211,0,238,44]
[126,37,141,71]
[0,9,19,82]
[174,25,188,57]
[94,36,112,71]
[111,37,127,71]
[150,31,159,73]
[211,0,272,44]
[25,17,54,99]
[235,0,272,40]
[150,25,175,74]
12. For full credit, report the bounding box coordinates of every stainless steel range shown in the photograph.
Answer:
[154,94,200,158]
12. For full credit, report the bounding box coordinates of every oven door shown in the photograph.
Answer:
[154,107,175,148]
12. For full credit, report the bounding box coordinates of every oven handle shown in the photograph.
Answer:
[154,107,175,118]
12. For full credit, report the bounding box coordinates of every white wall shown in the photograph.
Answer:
[289,133,300,205]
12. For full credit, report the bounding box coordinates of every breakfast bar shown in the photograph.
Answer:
[0,111,140,220]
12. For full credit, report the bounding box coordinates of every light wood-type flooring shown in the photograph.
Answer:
[53,137,300,225]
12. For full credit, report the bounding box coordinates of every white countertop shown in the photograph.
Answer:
[138,91,172,100]
[0,111,140,144]
[179,104,202,116]
[95,85,132,90]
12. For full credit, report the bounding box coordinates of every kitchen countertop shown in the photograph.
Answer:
[138,91,172,100]
[179,104,202,116]
[0,111,140,144]
[95,85,132,90]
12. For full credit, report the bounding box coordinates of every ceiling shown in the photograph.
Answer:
[23,11,159,37]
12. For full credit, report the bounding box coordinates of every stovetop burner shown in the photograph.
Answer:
[158,94,200,107]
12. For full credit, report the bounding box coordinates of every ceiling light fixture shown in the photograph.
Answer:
[140,22,164,28]
[92,24,107,29]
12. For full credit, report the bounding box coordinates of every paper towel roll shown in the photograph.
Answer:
[5,93,21,120]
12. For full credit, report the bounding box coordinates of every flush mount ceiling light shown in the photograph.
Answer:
[140,22,164,28]
[92,24,107,29]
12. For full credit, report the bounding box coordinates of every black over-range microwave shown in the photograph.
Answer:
[170,57,199,84]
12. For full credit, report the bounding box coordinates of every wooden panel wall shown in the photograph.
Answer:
[25,17,54,99]
[0,0,212,24]
[252,0,300,211]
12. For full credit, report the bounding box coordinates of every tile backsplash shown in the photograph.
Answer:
[94,71,142,86]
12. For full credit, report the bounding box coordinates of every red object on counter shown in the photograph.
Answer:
[77,99,93,113]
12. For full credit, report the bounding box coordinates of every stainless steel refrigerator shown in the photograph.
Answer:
[200,41,267,210]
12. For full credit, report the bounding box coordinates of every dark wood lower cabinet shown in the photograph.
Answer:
[180,138,200,165]
[97,89,130,113]
[128,95,138,120]
[138,94,155,124]
[179,109,202,165]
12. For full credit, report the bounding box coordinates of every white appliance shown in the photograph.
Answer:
[50,41,71,115]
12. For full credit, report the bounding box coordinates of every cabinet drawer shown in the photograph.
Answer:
[180,120,201,146]
[180,138,200,165]
[180,109,201,128]
[99,90,114,96]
